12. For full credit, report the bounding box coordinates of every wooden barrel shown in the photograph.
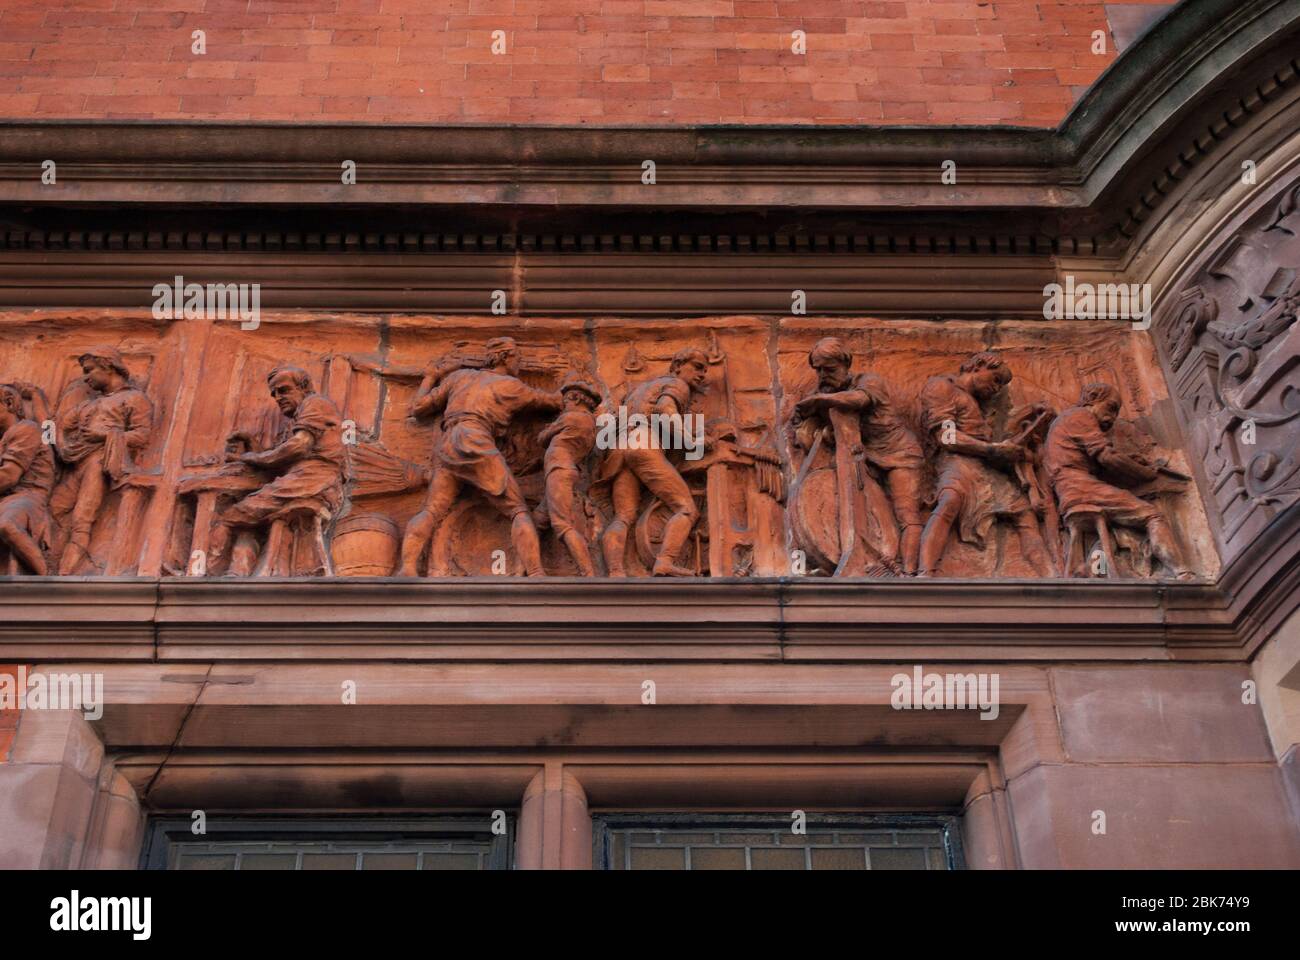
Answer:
[330,512,400,577]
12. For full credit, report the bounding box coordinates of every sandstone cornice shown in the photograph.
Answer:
[0,564,1259,664]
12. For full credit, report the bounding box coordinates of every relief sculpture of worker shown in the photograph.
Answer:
[50,346,153,575]
[207,364,346,577]
[0,382,55,574]
[399,336,562,577]
[534,372,601,577]
[593,346,709,577]
[917,351,1055,577]
[791,337,927,575]
[1044,382,1193,579]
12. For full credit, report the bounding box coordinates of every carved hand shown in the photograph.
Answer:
[794,395,824,417]
[989,439,1023,462]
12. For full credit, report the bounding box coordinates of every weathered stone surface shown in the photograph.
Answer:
[1052,665,1277,763]
[1008,763,1300,869]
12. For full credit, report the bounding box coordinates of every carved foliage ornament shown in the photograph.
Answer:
[1155,179,1300,557]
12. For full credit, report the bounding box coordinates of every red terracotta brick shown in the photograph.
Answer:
[882,99,928,120]
[671,81,719,99]
[645,1,733,14]
[1020,99,1073,123]
[84,94,181,113]
[810,81,857,101]
[442,78,531,98]
[185,12,269,29]
[846,17,929,35]
[993,82,1074,102]
[242,28,333,45]
[934,18,978,36]
[18,76,114,95]
[1011,67,1060,85]
[603,64,650,82]
[533,46,583,64]
[508,95,603,117]
[1054,66,1101,85]
[0,0,1173,124]
[914,34,1005,52]
[327,61,374,78]
[536,16,582,31]
[512,63,601,81]
[186,60,241,78]
[532,81,584,98]
[717,48,781,65]
[161,77,255,96]
[922,66,1012,85]
[869,33,915,50]
[251,78,304,95]
[178,94,231,113]
[111,79,168,96]
[234,61,329,78]
[228,93,322,114]
[0,60,45,78]
[320,94,369,113]
[938,50,990,68]
[911,1,995,18]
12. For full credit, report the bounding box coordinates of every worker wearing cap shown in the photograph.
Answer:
[50,346,153,574]
[400,337,563,577]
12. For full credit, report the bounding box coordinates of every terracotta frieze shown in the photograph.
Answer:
[0,314,1216,581]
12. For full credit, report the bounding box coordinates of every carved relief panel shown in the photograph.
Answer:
[0,313,1216,580]
[1153,180,1300,564]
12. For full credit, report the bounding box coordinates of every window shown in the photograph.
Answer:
[594,814,963,870]
[141,816,512,870]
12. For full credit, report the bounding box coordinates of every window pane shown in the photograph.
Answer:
[153,820,509,871]
[599,818,957,871]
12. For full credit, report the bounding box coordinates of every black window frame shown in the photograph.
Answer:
[593,812,966,870]
[140,814,514,870]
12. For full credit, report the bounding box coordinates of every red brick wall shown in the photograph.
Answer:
[0,0,1177,125]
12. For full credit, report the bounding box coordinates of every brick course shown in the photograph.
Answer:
[0,1,1176,124]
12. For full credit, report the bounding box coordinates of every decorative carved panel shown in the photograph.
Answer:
[0,314,1216,581]
[1153,179,1300,564]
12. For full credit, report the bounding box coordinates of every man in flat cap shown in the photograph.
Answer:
[400,337,563,577]
[534,372,602,576]
[50,346,153,574]
[593,345,709,577]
